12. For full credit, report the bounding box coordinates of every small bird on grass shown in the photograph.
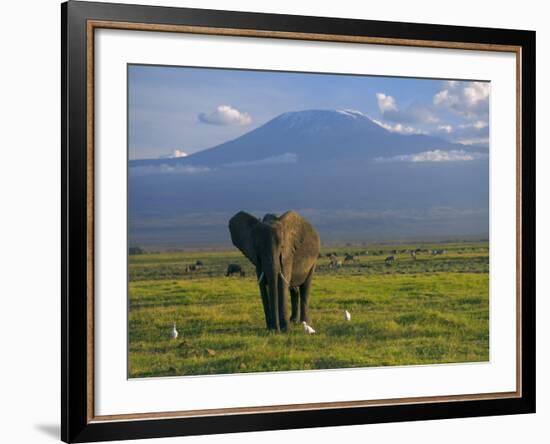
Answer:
[302,321,316,334]
[344,310,351,321]
[170,323,178,340]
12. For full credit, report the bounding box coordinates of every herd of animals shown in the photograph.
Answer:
[167,210,451,336]
[184,248,449,275]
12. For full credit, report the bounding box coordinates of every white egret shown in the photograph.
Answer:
[170,323,178,339]
[302,321,316,334]
[344,310,351,321]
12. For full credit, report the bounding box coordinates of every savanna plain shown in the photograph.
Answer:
[128,242,489,378]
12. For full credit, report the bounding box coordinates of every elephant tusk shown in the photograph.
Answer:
[279,271,290,285]
[257,272,264,284]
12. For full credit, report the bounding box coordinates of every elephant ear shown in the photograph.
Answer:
[229,211,260,266]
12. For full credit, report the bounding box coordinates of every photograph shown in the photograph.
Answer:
[127,65,490,378]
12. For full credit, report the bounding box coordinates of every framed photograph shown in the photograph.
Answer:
[61,1,535,442]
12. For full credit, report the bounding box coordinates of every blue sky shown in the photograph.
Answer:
[128,65,489,160]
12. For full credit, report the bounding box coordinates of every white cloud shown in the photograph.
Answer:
[375,149,488,163]
[376,93,398,113]
[172,149,188,158]
[159,149,188,159]
[130,153,297,176]
[129,164,211,176]
[376,93,437,124]
[455,137,490,146]
[433,89,457,107]
[437,124,454,134]
[198,105,252,126]
[226,153,298,168]
[445,120,489,146]
[463,83,490,106]
[459,120,488,130]
[372,119,425,135]
[433,81,490,120]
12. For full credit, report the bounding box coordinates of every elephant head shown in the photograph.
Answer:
[229,210,320,332]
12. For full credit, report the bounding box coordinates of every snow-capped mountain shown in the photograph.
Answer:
[128,110,489,248]
[130,109,483,169]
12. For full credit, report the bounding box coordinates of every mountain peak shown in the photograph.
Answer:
[268,109,383,134]
[275,108,371,122]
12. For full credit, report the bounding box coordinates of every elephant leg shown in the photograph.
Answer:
[299,267,315,324]
[257,268,271,329]
[260,282,272,329]
[290,287,300,323]
[278,274,290,331]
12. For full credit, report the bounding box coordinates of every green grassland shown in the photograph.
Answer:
[128,242,489,378]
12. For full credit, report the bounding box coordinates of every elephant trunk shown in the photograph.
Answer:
[278,268,290,331]
[265,255,280,332]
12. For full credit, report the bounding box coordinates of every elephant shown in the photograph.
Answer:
[229,210,321,332]
[225,263,245,277]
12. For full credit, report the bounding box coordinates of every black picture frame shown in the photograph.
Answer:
[61,1,536,442]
